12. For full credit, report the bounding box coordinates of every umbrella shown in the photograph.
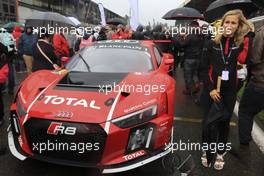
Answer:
[26,11,76,27]
[162,7,204,20]
[205,0,258,23]
[68,17,81,26]
[3,22,24,30]
[107,18,127,25]
[251,0,264,6]
[202,100,229,164]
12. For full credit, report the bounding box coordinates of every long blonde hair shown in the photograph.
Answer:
[214,9,251,46]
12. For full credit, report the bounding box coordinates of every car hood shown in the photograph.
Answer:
[19,71,168,124]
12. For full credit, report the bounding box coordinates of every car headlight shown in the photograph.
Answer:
[126,125,155,153]
[112,105,157,129]
[16,96,27,118]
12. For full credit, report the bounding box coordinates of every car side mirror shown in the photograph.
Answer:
[162,53,174,66]
[61,57,70,67]
[165,58,174,65]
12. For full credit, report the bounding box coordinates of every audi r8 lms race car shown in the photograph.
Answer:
[8,40,175,174]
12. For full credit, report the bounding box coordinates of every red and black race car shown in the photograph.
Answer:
[8,40,175,173]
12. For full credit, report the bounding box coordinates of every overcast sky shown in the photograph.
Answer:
[93,0,186,25]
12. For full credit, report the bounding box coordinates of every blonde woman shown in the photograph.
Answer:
[200,10,252,170]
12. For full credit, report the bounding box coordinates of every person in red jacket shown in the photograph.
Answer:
[12,26,22,49]
[0,43,8,127]
[111,24,131,40]
[12,26,26,73]
[53,32,70,63]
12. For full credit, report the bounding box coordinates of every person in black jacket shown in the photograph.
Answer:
[32,32,59,72]
[238,25,264,146]
[0,43,8,127]
[200,10,251,170]
[151,25,166,40]
[132,25,144,40]
[0,42,8,156]
[179,21,204,95]
[97,27,107,41]
[143,25,152,40]
[74,32,91,52]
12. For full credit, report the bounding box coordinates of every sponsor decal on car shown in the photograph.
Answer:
[43,95,101,110]
[124,99,157,113]
[123,150,146,161]
[97,40,140,44]
[47,122,77,135]
[54,111,74,119]
[18,135,23,146]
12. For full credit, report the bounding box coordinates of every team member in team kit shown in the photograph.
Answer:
[200,10,252,170]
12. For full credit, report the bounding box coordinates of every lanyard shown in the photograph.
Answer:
[219,42,233,65]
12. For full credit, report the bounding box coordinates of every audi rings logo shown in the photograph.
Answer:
[54,111,74,119]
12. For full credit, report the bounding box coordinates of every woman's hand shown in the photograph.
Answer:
[210,89,221,102]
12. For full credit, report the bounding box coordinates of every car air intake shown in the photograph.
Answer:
[24,118,107,166]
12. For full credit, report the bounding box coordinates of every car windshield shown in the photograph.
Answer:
[66,45,153,73]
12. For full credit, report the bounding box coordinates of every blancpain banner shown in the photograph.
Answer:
[129,0,139,31]
[98,3,106,26]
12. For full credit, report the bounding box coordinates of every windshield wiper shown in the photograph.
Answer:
[79,53,91,72]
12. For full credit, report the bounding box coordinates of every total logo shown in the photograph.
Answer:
[47,122,77,135]
[123,150,146,161]
[43,95,101,110]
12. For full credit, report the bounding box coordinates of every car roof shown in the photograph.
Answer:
[95,40,154,47]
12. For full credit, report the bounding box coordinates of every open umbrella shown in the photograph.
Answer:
[162,7,204,20]
[107,18,127,26]
[26,11,76,27]
[68,17,81,26]
[205,0,258,23]
[3,22,24,30]
[251,0,264,6]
